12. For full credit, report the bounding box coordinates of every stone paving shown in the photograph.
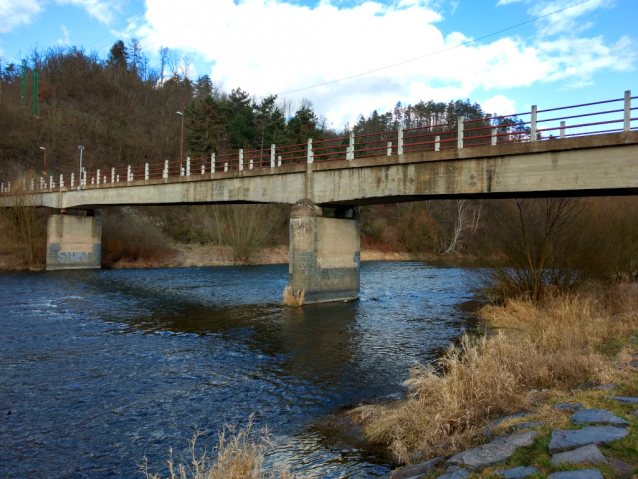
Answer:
[386,395,636,479]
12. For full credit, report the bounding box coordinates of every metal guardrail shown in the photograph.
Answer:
[1,91,636,195]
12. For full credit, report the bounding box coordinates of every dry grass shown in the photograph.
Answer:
[145,418,299,479]
[352,284,638,465]
[282,286,305,306]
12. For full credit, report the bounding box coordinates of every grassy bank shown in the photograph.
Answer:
[351,284,638,469]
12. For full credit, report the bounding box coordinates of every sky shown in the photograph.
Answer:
[0,0,636,128]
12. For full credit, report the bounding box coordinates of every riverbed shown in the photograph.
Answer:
[0,262,478,478]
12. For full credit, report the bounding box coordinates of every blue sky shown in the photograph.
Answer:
[1,0,636,127]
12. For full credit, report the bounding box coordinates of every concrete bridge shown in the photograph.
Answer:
[1,92,636,303]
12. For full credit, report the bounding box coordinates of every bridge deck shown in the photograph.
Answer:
[1,131,636,210]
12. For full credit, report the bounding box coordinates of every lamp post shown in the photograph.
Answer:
[40,146,46,178]
[78,146,84,191]
[176,110,184,168]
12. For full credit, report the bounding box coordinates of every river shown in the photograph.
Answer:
[0,261,479,478]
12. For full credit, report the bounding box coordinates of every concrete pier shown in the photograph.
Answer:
[289,199,360,304]
[46,210,102,270]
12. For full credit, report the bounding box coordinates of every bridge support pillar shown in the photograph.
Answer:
[288,199,360,304]
[46,210,102,271]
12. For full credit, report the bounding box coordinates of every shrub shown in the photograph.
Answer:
[102,209,174,266]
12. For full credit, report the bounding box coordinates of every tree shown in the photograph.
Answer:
[107,40,128,69]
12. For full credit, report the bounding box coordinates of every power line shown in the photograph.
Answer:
[277,0,593,95]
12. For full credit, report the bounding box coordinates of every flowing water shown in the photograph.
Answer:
[0,262,480,478]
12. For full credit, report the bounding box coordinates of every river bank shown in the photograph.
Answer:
[351,284,638,478]
[0,243,452,271]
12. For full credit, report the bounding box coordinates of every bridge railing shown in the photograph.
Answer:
[0,91,636,195]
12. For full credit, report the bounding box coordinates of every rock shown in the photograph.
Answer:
[495,466,539,478]
[570,409,630,427]
[571,382,600,392]
[605,396,638,404]
[507,421,546,433]
[436,465,470,479]
[447,431,538,470]
[597,384,617,390]
[548,469,604,479]
[630,409,638,417]
[490,411,535,427]
[554,403,583,412]
[392,456,445,479]
[629,362,638,368]
[551,444,608,466]
[548,426,629,453]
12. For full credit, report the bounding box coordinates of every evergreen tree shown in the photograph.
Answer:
[107,40,128,69]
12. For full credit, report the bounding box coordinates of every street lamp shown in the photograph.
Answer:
[176,110,184,168]
[39,146,46,178]
[78,146,84,191]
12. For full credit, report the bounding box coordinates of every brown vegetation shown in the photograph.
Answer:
[145,417,297,479]
[282,286,305,306]
[352,285,638,465]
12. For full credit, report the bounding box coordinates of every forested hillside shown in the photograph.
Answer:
[1,41,637,296]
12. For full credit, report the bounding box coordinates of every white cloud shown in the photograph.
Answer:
[134,0,633,127]
[0,0,42,33]
[497,0,613,36]
[57,25,71,46]
[54,0,122,25]
[482,95,517,115]
[0,0,120,33]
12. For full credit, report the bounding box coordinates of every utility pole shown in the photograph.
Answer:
[40,146,46,178]
[176,108,184,168]
[20,59,26,106]
[78,146,84,191]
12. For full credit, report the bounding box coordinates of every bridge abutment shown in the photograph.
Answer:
[46,210,102,271]
[289,199,360,304]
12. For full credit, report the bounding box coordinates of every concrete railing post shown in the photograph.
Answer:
[91,177,94,185]
[111,168,115,184]
[307,139,314,164]
[347,132,354,160]
[239,150,244,171]
[560,121,566,139]
[531,105,537,141]
[397,125,403,155]
[277,156,282,167]
[96,169,100,185]
[145,163,149,180]
[116,175,120,183]
[387,141,392,156]
[625,90,631,132]
[435,135,441,151]
[457,116,464,149]
[163,160,168,179]
[271,144,275,168]
[127,165,132,182]
[249,159,253,170]
[60,175,64,188]
[50,177,53,189]
[186,157,191,176]
[71,173,74,188]
[224,161,228,172]
[211,153,215,175]
[30,179,34,190]
[201,161,205,175]
[491,129,497,146]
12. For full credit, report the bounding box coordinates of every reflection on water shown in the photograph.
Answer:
[0,262,478,478]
